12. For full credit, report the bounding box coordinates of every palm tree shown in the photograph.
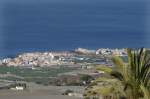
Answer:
[85,48,150,99]
[111,48,150,99]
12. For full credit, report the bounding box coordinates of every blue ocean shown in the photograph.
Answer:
[0,0,149,58]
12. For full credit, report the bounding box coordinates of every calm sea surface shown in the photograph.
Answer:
[0,0,149,58]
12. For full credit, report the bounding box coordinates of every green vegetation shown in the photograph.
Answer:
[0,66,75,84]
[0,66,74,77]
[80,75,93,82]
[84,48,150,99]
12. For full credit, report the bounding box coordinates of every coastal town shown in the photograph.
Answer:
[0,48,127,67]
[0,48,127,99]
[0,48,149,99]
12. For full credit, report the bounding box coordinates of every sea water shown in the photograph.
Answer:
[0,0,149,57]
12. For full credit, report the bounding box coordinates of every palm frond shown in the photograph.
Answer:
[112,56,124,72]
[140,84,150,99]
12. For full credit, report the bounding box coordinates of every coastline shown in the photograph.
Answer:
[0,48,127,67]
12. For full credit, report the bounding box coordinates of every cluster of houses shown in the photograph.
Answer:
[96,48,127,56]
[0,48,127,67]
[75,48,127,56]
[0,52,74,67]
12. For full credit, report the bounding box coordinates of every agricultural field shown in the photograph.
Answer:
[0,66,76,85]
